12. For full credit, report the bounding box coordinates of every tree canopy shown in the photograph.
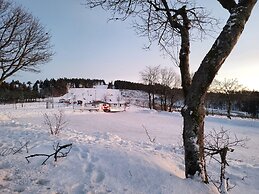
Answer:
[0,0,53,85]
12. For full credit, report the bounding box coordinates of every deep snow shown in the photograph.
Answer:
[0,101,258,194]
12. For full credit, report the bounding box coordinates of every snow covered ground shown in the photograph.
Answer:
[0,101,258,194]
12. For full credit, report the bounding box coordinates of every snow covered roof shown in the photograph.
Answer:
[93,85,108,89]
[64,88,125,104]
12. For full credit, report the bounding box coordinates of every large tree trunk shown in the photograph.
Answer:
[179,0,257,182]
[181,96,208,182]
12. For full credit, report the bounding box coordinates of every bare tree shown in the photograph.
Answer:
[85,0,257,182]
[160,67,180,89]
[211,78,244,119]
[0,0,53,85]
[43,110,68,135]
[140,65,160,109]
[160,67,180,111]
[205,128,248,193]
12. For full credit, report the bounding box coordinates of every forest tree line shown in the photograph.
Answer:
[0,78,105,103]
[114,80,259,118]
[0,78,259,118]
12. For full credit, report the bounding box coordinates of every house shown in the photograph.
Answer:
[62,86,126,112]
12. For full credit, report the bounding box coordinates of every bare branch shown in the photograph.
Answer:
[25,143,72,165]
[12,141,29,154]
[205,127,248,192]
[142,124,156,143]
[0,140,30,156]
[85,0,218,63]
[0,0,53,84]
[43,110,68,135]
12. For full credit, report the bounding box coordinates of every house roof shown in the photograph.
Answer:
[64,88,125,104]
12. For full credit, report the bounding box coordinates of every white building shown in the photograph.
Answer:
[63,86,126,112]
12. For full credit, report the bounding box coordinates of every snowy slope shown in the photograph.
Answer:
[63,88,125,104]
[0,102,258,194]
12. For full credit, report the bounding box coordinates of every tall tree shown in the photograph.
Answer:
[140,65,160,109]
[0,0,53,85]
[85,0,257,182]
[211,78,244,119]
[160,67,180,111]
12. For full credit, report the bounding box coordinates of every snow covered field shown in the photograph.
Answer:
[0,102,259,194]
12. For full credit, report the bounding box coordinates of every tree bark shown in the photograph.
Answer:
[181,0,256,182]
[176,5,210,181]
[182,97,208,182]
[189,2,256,103]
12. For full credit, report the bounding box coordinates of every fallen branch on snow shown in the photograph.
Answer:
[25,143,72,165]
[142,125,156,143]
[0,140,29,156]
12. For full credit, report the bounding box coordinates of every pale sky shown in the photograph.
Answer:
[9,0,259,91]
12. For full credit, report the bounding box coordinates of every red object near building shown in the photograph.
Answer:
[102,103,110,112]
